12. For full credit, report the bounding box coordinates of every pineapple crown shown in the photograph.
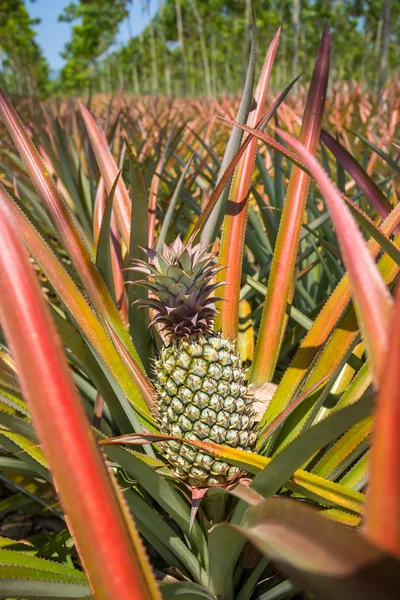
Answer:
[131,236,224,341]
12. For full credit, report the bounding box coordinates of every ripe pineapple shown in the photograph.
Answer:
[133,237,256,487]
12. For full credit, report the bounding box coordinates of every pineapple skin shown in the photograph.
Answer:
[155,334,256,487]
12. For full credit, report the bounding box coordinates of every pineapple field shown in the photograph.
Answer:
[0,1,400,600]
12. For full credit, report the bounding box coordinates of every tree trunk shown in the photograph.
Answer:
[189,0,212,97]
[211,34,217,96]
[142,0,158,95]
[378,0,391,93]
[158,2,171,96]
[372,7,383,89]
[148,20,159,96]
[292,0,300,83]
[175,0,188,96]
[188,44,196,96]
[243,0,251,81]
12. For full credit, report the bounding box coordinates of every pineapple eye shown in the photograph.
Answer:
[192,421,210,439]
[192,391,210,409]
[186,405,201,421]
[207,363,223,380]
[228,414,240,428]
[217,381,230,396]
[240,415,250,429]
[225,430,240,446]
[208,337,223,350]
[202,344,218,362]
[193,453,213,469]
[208,394,224,411]
[229,382,240,397]
[209,425,226,443]
[166,379,178,395]
[178,385,194,403]
[201,378,217,394]
[171,367,187,385]
[176,455,192,470]
[223,396,236,413]
[232,369,241,381]
[218,350,231,366]
[216,411,230,428]
[189,358,208,377]
[177,415,193,432]
[171,398,185,415]
[221,366,233,381]
[210,461,229,475]
[185,374,202,392]
[189,466,209,482]
[163,355,176,373]
[200,407,216,425]
[170,424,183,438]
[176,351,192,369]
[227,466,241,481]
[166,406,178,422]
[239,432,249,446]
[187,343,203,358]
[179,444,197,460]
[234,397,245,413]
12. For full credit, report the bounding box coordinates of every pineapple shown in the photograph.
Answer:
[133,237,256,488]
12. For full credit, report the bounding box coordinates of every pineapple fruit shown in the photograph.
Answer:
[133,237,256,488]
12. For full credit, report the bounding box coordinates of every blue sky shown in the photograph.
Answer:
[28,0,158,73]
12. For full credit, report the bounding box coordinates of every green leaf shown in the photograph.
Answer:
[218,27,281,341]
[103,430,364,514]
[251,25,330,382]
[208,526,242,600]
[0,431,50,480]
[157,155,193,249]
[0,548,90,599]
[279,128,393,386]
[0,185,155,430]
[233,498,400,600]
[200,11,257,246]
[250,395,371,511]
[347,129,400,176]
[122,486,206,584]
[96,171,121,302]
[102,445,208,569]
[161,582,215,600]
[126,142,151,374]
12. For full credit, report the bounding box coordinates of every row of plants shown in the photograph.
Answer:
[0,20,399,600]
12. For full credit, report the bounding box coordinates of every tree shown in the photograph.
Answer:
[378,0,391,92]
[0,0,49,97]
[59,0,132,92]
[292,0,300,84]
[72,0,400,97]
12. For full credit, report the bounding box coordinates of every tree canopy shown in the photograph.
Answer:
[84,0,400,97]
[0,0,49,97]
[58,0,133,91]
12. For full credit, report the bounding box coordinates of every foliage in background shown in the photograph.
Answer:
[53,0,399,96]
[1,1,397,98]
[0,0,49,97]
[58,0,133,91]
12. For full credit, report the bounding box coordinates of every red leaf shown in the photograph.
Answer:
[0,197,159,599]
[277,127,393,386]
[365,283,400,557]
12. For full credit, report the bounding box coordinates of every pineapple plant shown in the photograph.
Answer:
[0,17,400,600]
[133,236,257,487]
